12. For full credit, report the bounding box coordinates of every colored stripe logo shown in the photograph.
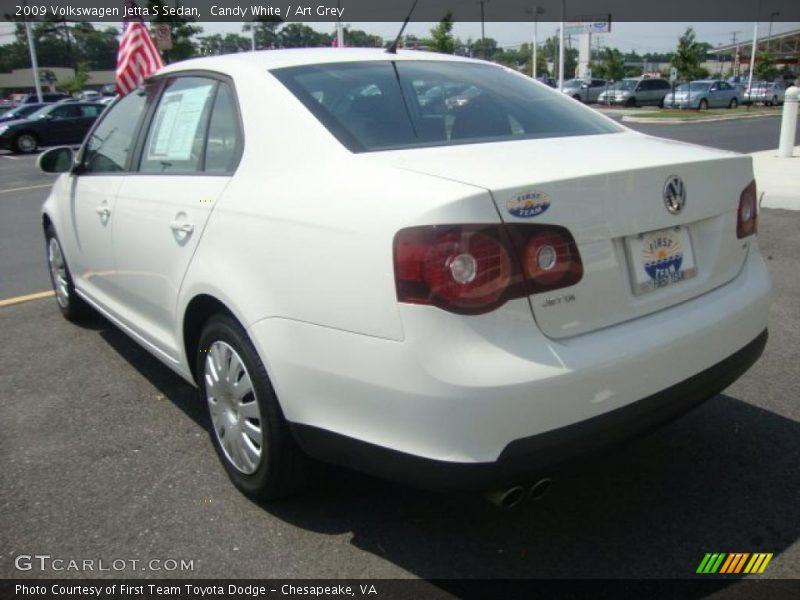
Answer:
[697,553,773,574]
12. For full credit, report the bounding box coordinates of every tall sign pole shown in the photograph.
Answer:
[747,0,762,93]
[24,20,43,103]
[558,0,565,91]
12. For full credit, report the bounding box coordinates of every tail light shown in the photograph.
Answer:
[394,224,582,315]
[737,180,758,239]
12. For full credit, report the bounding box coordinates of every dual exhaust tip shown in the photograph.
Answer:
[485,477,553,509]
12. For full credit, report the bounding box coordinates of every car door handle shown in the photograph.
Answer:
[170,220,194,234]
[95,206,111,218]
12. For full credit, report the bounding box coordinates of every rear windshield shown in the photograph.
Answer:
[272,60,621,152]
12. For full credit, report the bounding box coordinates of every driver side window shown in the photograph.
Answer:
[81,89,149,174]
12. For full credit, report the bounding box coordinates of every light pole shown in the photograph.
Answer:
[526,5,544,79]
[747,0,762,93]
[767,12,779,53]
[478,0,489,59]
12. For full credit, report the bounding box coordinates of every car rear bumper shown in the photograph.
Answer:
[290,328,767,491]
[248,247,770,487]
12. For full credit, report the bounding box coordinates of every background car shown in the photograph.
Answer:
[598,77,671,107]
[663,79,740,110]
[743,81,786,106]
[0,102,46,123]
[561,78,607,103]
[18,92,72,104]
[0,101,105,153]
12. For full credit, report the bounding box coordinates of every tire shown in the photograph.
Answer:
[698,99,709,110]
[729,98,738,109]
[658,97,665,109]
[197,314,313,500]
[12,131,38,154]
[625,97,636,107]
[572,94,582,102]
[45,224,90,322]
[771,96,778,107]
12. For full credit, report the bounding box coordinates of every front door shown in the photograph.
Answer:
[60,90,150,311]
[111,76,243,360]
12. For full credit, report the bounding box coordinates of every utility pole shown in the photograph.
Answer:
[527,5,544,79]
[767,12,779,53]
[24,20,43,103]
[747,0,762,92]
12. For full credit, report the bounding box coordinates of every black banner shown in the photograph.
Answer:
[1,0,800,23]
[3,579,800,600]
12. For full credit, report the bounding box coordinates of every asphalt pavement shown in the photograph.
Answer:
[1,116,798,585]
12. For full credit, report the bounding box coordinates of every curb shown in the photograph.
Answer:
[622,112,782,125]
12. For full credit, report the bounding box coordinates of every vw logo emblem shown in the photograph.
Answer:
[663,175,686,215]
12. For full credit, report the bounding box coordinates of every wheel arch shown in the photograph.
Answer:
[182,293,237,384]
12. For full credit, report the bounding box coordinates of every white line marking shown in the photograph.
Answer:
[0,183,52,195]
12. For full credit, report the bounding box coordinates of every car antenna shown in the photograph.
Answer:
[386,0,420,54]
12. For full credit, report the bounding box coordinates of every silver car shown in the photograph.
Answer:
[561,78,608,103]
[597,77,672,107]
[743,81,786,106]
[663,80,740,110]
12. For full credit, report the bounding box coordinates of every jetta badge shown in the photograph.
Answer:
[663,175,686,215]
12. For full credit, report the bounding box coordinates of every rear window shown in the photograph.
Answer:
[272,60,621,152]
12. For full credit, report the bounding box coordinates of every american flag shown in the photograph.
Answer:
[116,0,164,95]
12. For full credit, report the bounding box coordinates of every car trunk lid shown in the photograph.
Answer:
[366,132,754,338]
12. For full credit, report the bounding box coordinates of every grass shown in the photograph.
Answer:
[634,106,781,120]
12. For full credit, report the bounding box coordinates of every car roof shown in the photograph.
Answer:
[156,48,480,77]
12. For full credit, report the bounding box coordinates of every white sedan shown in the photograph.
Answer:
[39,49,770,507]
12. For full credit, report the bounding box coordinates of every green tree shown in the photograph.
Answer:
[672,27,706,81]
[200,33,252,55]
[426,12,455,54]
[755,51,778,80]
[56,61,89,94]
[472,37,499,61]
[279,23,331,48]
[244,16,282,49]
[598,47,625,81]
[148,1,203,62]
[342,27,382,48]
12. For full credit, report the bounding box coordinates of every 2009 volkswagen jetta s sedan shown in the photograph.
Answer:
[39,49,770,503]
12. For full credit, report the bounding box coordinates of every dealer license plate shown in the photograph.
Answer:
[625,226,697,296]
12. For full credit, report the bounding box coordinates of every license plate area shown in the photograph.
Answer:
[625,226,697,296]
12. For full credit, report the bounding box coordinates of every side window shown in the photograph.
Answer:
[52,105,80,119]
[204,82,242,173]
[81,88,149,174]
[80,104,102,117]
[140,77,216,174]
[710,83,719,91]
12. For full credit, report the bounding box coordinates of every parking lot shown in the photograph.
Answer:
[1,116,799,584]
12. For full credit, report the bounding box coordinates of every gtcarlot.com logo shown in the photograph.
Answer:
[14,554,194,572]
[696,552,774,575]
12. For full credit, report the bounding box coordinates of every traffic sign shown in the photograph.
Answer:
[154,24,172,51]
[670,67,678,82]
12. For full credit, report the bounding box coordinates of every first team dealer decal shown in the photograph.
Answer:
[507,190,551,218]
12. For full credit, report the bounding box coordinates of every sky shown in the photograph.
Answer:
[201,21,799,54]
[1,20,798,55]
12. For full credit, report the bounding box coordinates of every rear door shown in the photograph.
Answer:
[42,104,82,145]
[111,74,243,359]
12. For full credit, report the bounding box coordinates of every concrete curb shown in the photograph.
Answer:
[622,112,782,125]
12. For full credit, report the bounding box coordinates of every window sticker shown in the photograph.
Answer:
[147,83,214,161]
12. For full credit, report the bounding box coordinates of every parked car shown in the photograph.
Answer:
[78,90,102,101]
[19,92,72,104]
[0,101,105,153]
[561,78,607,103]
[663,80,740,110]
[38,50,769,505]
[536,76,556,88]
[743,81,786,106]
[597,77,671,107]
[0,102,46,123]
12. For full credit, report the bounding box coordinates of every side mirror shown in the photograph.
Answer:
[37,146,75,173]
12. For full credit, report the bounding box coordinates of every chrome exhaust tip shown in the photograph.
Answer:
[528,477,553,501]
[485,485,526,509]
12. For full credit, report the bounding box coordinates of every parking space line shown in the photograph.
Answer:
[0,183,52,195]
[0,290,54,307]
